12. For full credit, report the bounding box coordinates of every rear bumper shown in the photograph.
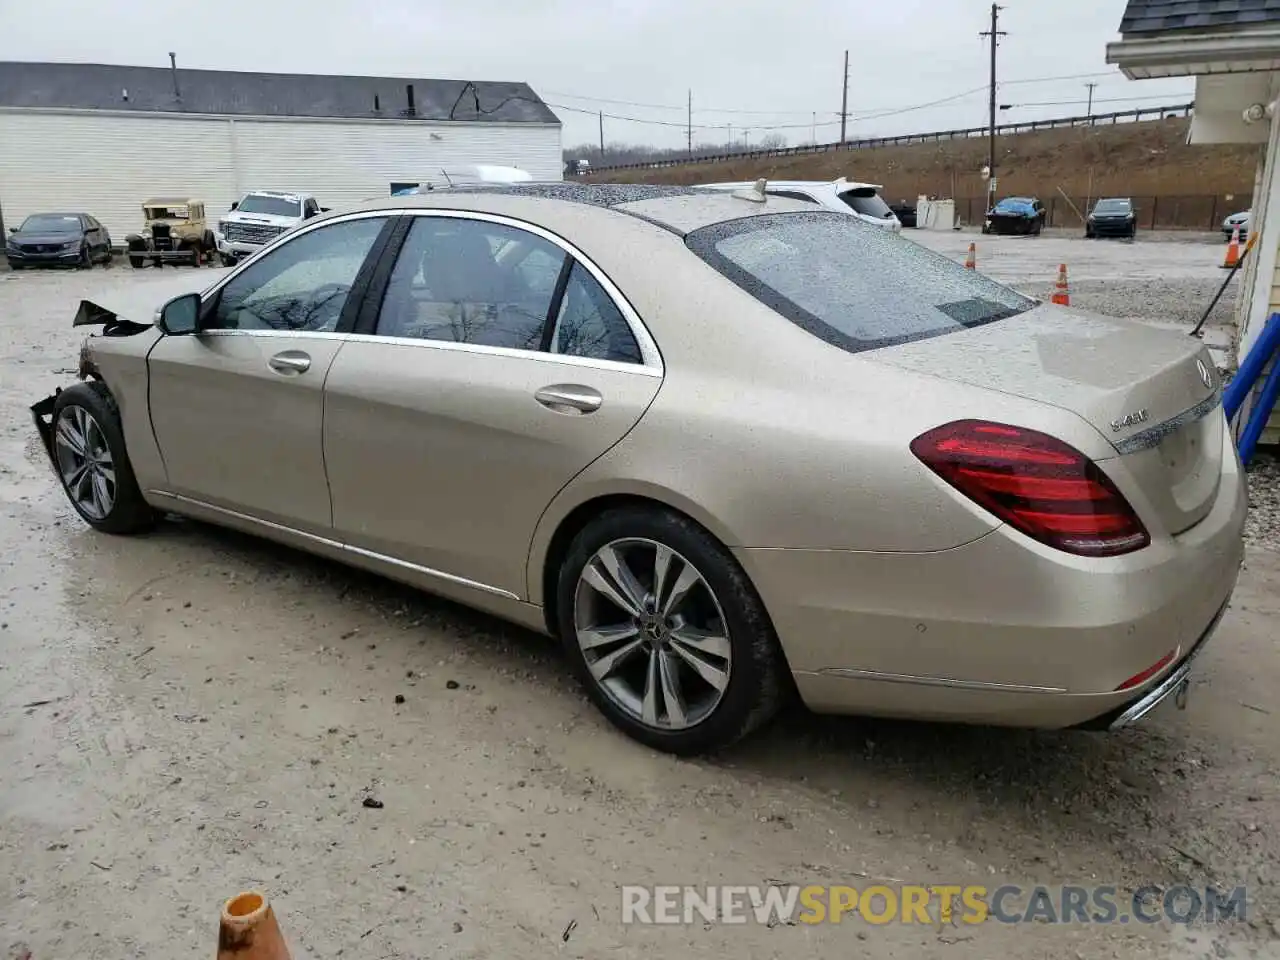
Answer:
[735,439,1247,729]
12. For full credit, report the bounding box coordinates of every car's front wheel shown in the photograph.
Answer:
[557,506,787,755]
[51,383,156,534]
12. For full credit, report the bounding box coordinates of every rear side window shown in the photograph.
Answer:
[768,190,820,204]
[686,212,1034,353]
[838,187,893,219]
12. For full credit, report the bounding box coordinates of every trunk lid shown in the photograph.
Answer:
[874,304,1224,536]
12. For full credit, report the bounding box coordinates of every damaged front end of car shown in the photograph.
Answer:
[31,299,155,466]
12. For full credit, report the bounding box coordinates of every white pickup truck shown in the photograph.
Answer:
[214,190,327,265]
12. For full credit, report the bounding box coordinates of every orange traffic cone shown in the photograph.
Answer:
[1223,224,1243,269]
[964,242,977,270]
[218,891,292,960]
[1051,263,1071,306]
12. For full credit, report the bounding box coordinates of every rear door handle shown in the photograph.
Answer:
[534,384,603,414]
[268,350,311,375]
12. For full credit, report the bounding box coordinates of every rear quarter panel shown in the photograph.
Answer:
[525,229,1116,601]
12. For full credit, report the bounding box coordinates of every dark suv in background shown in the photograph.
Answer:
[1086,198,1138,239]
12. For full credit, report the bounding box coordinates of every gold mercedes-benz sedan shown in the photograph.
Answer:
[31,183,1246,755]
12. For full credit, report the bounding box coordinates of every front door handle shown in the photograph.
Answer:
[268,350,311,375]
[534,384,603,415]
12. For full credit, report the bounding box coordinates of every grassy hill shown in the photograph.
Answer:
[587,117,1263,227]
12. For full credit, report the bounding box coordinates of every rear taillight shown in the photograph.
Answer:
[911,420,1150,557]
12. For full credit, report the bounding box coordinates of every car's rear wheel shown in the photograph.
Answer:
[557,506,786,755]
[51,382,156,535]
[129,256,144,268]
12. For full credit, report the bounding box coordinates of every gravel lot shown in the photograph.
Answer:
[1,257,1278,960]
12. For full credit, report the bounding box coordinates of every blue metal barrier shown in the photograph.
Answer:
[1239,353,1280,466]
[1224,313,1280,423]
[1222,312,1280,467]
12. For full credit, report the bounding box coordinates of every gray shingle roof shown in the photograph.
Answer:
[0,61,559,124]
[1119,0,1280,34]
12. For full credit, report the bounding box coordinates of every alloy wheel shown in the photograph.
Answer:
[573,538,732,731]
[54,406,116,520]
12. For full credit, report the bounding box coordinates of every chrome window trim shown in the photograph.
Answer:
[339,332,663,377]
[148,491,519,601]
[191,206,665,374]
[390,207,664,372]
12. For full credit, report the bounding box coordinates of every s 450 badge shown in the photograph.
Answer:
[1110,409,1149,432]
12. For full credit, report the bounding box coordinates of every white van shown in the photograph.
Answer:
[699,178,901,232]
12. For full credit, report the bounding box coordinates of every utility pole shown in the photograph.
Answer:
[1085,81,1098,117]
[598,110,604,161]
[979,5,1007,197]
[811,111,816,144]
[840,50,849,144]
[687,89,693,157]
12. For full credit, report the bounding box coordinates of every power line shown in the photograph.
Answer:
[538,68,1149,118]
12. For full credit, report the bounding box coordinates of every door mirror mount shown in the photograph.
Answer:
[158,292,201,336]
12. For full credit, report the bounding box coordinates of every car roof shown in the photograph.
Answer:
[340,182,818,237]
[144,198,198,205]
[24,211,86,218]
[701,178,885,192]
[242,190,312,199]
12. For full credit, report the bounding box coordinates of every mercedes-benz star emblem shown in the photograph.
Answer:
[1196,358,1213,390]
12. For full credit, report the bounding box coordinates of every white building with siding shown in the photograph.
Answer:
[0,61,562,242]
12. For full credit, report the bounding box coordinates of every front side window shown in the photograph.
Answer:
[687,211,1034,353]
[208,217,387,333]
[375,217,566,350]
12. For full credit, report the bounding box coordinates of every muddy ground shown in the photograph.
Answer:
[1,253,1279,960]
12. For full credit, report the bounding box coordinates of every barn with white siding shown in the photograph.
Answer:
[0,60,563,242]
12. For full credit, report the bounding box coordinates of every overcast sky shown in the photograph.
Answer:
[1,0,1194,149]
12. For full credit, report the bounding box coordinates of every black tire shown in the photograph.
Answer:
[50,382,156,535]
[78,244,92,269]
[8,263,23,271]
[556,506,787,755]
[129,256,144,268]
[220,253,237,268]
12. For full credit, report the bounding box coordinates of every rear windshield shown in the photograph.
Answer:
[838,187,893,219]
[20,214,81,232]
[237,195,302,217]
[686,211,1035,353]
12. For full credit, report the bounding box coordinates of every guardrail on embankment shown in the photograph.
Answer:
[580,103,1196,176]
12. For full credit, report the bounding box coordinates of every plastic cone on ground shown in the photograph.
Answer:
[964,241,977,270]
[1051,263,1071,306]
[1223,224,1243,269]
[218,891,292,960]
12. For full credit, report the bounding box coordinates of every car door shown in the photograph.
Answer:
[147,213,394,533]
[322,211,663,598]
